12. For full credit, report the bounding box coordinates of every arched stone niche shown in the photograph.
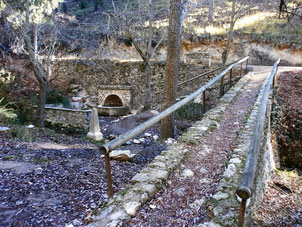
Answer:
[98,85,131,108]
[104,95,123,107]
[98,85,131,116]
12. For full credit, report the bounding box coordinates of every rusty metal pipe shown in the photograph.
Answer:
[202,90,206,114]
[238,199,247,227]
[104,153,113,198]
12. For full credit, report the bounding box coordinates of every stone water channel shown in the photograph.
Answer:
[90,66,302,226]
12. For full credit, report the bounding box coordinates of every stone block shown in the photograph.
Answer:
[87,108,103,141]
[123,202,141,217]
[110,150,135,161]
[131,173,149,184]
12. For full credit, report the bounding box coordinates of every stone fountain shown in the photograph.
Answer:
[97,85,131,116]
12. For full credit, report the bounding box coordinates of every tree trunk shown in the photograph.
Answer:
[143,59,152,111]
[143,0,154,111]
[33,23,38,60]
[160,0,188,139]
[62,2,67,13]
[208,0,214,23]
[94,0,98,11]
[24,2,48,127]
[219,0,236,97]
[36,81,48,127]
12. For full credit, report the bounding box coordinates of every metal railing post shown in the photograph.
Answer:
[104,153,113,198]
[202,90,206,114]
[230,68,233,87]
[245,59,249,72]
[238,198,247,227]
[240,62,243,76]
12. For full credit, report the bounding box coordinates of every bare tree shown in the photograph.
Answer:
[208,0,214,22]
[109,0,167,110]
[219,0,256,96]
[2,0,61,127]
[160,0,188,139]
[279,0,302,31]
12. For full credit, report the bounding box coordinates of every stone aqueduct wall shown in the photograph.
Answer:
[51,58,214,111]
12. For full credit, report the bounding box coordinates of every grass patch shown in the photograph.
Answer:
[3,155,17,161]
[32,157,50,164]
[10,126,33,141]
[0,98,17,123]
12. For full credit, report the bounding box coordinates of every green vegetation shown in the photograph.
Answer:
[68,1,94,16]
[45,121,86,135]
[10,126,33,141]
[0,68,34,124]
[0,98,17,123]
[32,157,50,164]
[46,88,71,108]
[3,155,17,161]
[176,103,205,120]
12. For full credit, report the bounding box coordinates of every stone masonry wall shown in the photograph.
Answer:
[98,85,131,108]
[51,59,215,110]
[43,107,91,129]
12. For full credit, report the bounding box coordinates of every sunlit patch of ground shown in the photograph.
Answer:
[254,169,302,226]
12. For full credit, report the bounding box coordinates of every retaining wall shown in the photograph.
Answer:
[43,107,91,129]
[51,59,217,110]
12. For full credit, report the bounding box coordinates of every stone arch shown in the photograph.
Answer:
[104,95,123,107]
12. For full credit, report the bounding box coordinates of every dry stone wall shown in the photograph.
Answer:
[43,107,91,129]
[51,59,215,111]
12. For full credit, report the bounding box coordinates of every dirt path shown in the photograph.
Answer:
[126,68,273,226]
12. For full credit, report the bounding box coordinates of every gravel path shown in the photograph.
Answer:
[126,71,269,226]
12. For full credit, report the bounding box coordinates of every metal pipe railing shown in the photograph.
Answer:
[236,59,280,226]
[101,56,249,197]
[178,57,247,86]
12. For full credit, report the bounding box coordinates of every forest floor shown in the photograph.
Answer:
[0,67,302,227]
[0,112,193,226]
[253,70,302,226]
[0,127,144,226]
